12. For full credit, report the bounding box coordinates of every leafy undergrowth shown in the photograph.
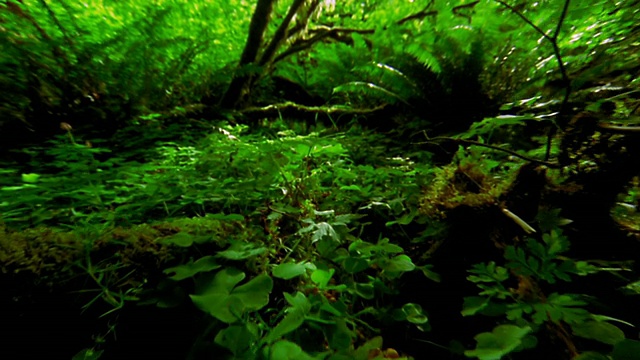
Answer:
[2,120,640,360]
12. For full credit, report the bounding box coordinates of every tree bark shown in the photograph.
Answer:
[219,0,276,108]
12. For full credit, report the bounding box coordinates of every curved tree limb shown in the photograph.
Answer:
[494,0,572,161]
[258,0,307,68]
[417,134,561,168]
[219,0,276,108]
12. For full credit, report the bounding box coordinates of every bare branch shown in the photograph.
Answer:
[416,135,561,168]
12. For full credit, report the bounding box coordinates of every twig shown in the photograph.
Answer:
[416,135,561,168]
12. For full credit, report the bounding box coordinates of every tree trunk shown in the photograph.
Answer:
[219,0,276,108]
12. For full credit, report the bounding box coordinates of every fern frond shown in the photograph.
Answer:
[333,81,410,106]
[405,43,442,74]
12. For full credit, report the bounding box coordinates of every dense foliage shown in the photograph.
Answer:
[1,0,640,359]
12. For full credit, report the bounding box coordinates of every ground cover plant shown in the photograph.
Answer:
[2,0,640,359]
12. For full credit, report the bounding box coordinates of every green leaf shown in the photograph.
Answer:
[284,291,310,309]
[268,340,315,360]
[612,339,640,360]
[313,222,339,242]
[340,184,364,191]
[72,349,103,360]
[272,262,307,280]
[311,268,335,288]
[571,321,625,345]
[377,238,404,253]
[381,255,415,273]
[316,236,340,257]
[217,243,267,260]
[353,336,384,359]
[465,325,531,360]
[265,307,308,344]
[160,232,194,247]
[164,256,221,280]
[462,296,490,317]
[573,352,610,360]
[353,282,375,300]
[190,269,272,323]
[329,318,354,350]
[1,184,38,191]
[198,268,246,295]
[21,173,40,183]
[342,256,370,274]
[214,324,258,355]
[320,302,344,317]
[228,274,273,310]
[206,213,245,221]
[419,265,441,282]
[402,303,428,325]
[386,212,416,226]
[543,230,570,255]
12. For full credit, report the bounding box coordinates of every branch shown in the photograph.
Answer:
[239,0,275,66]
[597,122,640,134]
[493,0,550,40]
[273,26,374,63]
[452,1,480,23]
[238,102,389,123]
[397,8,438,26]
[285,0,321,43]
[552,0,571,40]
[258,0,306,67]
[494,0,572,161]
[274,2,445,65]
[220,0,276,108]
[417,135,561,168]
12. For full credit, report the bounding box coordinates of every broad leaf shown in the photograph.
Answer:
[272,262,307,280]
[612,339,640,360]
[164,256,221,280]
[214,324,259,356]
[571,321,625,345]
[190,269,272,323]
[268,340,315,360]
[465,325,531,360]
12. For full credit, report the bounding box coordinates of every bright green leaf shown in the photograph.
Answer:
[402,303,428,325]
[272,262,307,280]
[21,173,40,183]
[311,268,335,288]
[190,269,273,323]
[269,340,315,360]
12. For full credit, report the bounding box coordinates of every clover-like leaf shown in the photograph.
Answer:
[465,325,531,360]
[164,256,221,280]
[190,269,272,323]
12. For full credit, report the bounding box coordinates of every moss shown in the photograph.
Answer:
[0,216,259,285]
[420,160,515,218]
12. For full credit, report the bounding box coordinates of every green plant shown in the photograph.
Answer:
[462,226,632,359]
